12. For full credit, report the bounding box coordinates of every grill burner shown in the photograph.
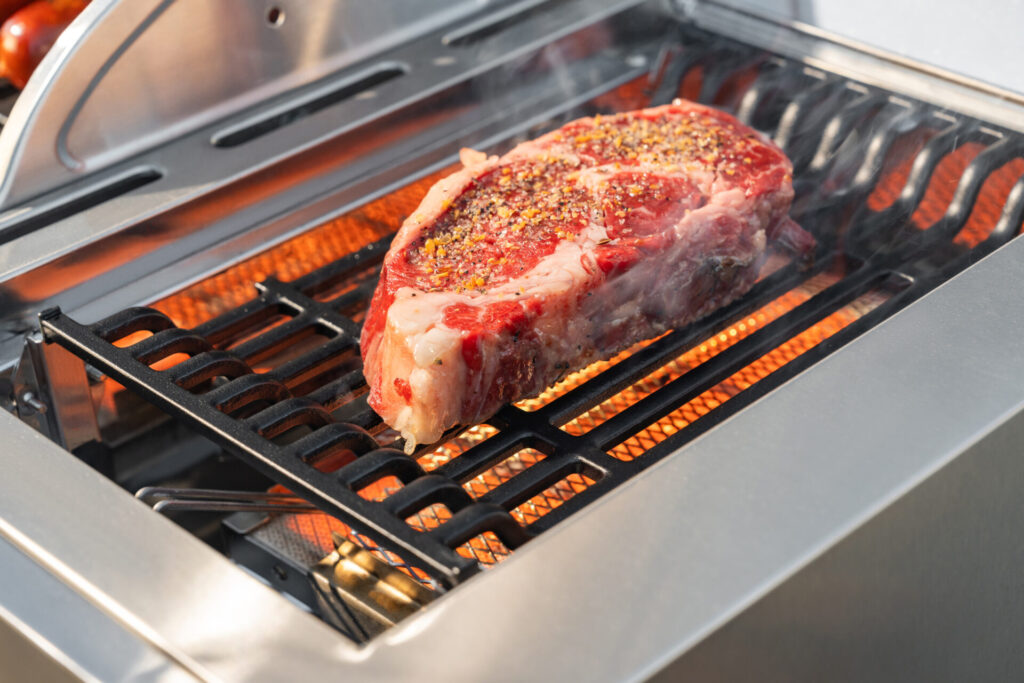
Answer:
[35,23,1024,596]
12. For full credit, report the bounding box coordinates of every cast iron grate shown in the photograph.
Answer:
[38,24,1024,588]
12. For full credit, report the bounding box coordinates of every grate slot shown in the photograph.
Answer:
[211,63,408,149]
[479,455,600,510]
[304,370,367,410]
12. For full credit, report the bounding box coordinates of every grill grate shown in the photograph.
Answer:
[38,24,1024,588]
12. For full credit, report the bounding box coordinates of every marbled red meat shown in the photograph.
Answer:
[360,100,813,448]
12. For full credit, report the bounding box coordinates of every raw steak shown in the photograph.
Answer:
[360,100,813,448]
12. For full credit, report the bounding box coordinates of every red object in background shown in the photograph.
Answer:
[0,0,32,25]
[0,0,88,89]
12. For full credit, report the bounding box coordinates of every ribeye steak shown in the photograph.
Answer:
[360,100,813,448]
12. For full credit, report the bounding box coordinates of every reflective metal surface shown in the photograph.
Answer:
[0,0,495,210]
[12,332,99,449]
[0,536,191,682]
[0,410,356,681]
[311,534,436,639]
[136,487,319,515]
[658,409,1024,682]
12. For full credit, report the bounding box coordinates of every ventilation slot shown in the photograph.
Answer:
[213,63,408,149]
[442,0,555,47]
[0,168,162,245]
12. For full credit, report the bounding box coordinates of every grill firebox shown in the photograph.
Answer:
[31,18,1024,636]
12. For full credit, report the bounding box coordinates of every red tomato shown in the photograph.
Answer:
[0,0,89,89]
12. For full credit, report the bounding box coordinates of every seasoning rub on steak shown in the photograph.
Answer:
[360,99,813,449]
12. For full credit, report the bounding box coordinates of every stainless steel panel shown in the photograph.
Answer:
[2,191,1024,680]
[12,333,99,449]
[0,411,357,682]
[0,0,494,209]
[656,411,1024,682]
[0,536,191,682]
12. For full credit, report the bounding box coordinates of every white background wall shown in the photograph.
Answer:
[718,0,1024,94]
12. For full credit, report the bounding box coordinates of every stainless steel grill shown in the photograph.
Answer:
[1,1,1023,680]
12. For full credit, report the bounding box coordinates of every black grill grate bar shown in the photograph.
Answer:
[291,236,391,296]
[40,311,477,588]
[631,264,933,472]
[194,296,284,347]
[988,174,1024,245]
[258,277,362,339]
[429,403,632,517]
[305,370,367,410]
[427,503,532,550]
[807,91,891,174]
[166,350,252,390]
[127,328,212,365]
[618,290,911,479]
[848,105,930,193]
[497,404,635,475]
[697,52,764,105]
[204,373,290,413]
[538,259,815,426]
[91,307,175,341]
[922,136,1024,241]
[325,277,381,314]
[734,61,794,127]
[477,455,596,511]
[596,151,1024,468]
[433,426,530,483]
[227,315,315,363]
[774,78,845,157]
[785,86,879,177]
[890,122,981,213]
[245,397,334,438]
[384,475,475,519]
[337,448,426,490]
[187,237,389,349]
[268,336,358,386]
[286,423,376,464]
[585,266,882,451]
[851,122,980,253]
[330,395,382,432]
[648,41,702,108]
